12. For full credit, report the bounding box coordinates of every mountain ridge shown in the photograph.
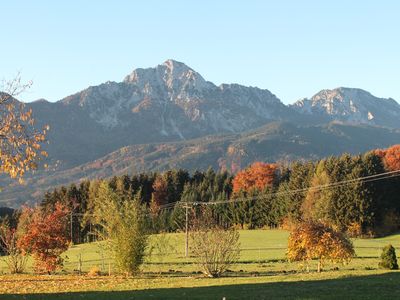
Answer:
[26,59,296,169]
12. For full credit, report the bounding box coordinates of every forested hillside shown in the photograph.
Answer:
[3,122,400,207]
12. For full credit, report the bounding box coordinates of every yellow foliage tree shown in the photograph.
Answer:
[0,75,48,182]
[287,221,355,272]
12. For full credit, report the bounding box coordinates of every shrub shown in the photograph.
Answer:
[287,221,355,272]
[92,181,148,275]
[190,209,240,278]
[88,266,102,276]
[379,244,398,270]
[0,218,28,274]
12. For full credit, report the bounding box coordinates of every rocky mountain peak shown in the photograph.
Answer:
[292,87,400,128]
[162,59,192,76]
[124,59,212,92]
[48,59,290,142]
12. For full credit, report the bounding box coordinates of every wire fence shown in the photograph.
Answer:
[60,245,400,268]
[1,239,395,276]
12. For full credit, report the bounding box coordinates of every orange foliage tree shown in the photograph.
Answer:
[0,75,48,182]
[150,175,168,214]
[18,203,70,273]
[380,145,400,171]
[287,221,355,272]
[232,162,277,194]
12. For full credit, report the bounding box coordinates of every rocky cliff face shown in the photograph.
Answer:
[61,59,290,135]
[27,60,294,168]
[292,87,400,128]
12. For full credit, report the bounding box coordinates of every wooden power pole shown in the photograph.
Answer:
[184,204,189,257]
[70,212,74,245]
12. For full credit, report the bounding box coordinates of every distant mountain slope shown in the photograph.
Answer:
[2,121,400,207]
[27,60,294,169]
[292,87,400,128]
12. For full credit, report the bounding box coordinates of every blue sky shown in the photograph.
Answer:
[1,1,399,104]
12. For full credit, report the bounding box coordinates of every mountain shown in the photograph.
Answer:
[2,121,400,207]
[27,60,294,169]
[1,60,400,207]
[292,87,400,128]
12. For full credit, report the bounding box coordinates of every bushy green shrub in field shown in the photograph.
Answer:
[91,181,148,275]
[378,244,398,270]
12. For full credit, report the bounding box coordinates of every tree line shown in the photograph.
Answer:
[30,144,400,242]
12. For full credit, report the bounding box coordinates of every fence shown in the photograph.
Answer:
[1,226,399,275]
[54,244,400,275]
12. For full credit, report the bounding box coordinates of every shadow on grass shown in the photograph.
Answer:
[139,269,298,279]
[5,272,400,300]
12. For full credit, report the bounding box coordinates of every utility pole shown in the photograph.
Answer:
[70,212,74,245]
[184,204,189,257]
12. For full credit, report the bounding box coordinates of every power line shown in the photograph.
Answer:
[187,169,400,206]
[199,172,400,206]
[72,169,393,240]
[65,168,400,248]
[109,169,400,210]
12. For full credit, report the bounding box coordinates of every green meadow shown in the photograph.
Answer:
[1,230,399,299]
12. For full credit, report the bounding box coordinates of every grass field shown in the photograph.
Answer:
[1,230,399,299]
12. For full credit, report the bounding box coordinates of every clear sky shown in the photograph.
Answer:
[1,0,399,104]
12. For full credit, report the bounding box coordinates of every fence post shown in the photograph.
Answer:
[78,253,82,275]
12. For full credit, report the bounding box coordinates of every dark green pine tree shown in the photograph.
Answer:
[379,244,399,270]
[276,161,314,222]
